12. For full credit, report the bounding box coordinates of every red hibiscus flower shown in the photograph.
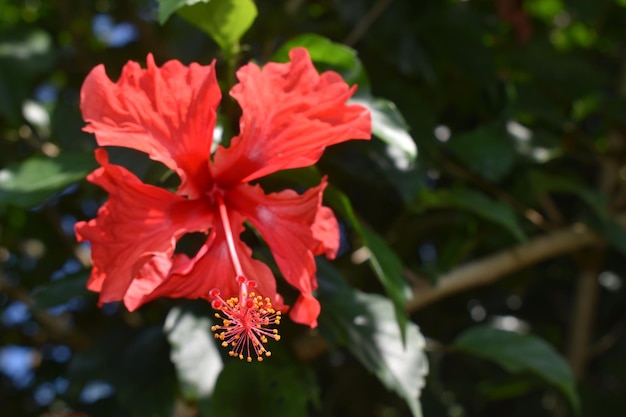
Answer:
[75,48,371,360]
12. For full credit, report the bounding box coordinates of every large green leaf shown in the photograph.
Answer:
[0,153,96,208]
[210,360,319,417]
[163,305,223,406]
[317,260,428,417]
[32,272,90,309]
[453,325,580,414]
[412,188,525,241]
[447,123,516,182]
[173,0,257,56]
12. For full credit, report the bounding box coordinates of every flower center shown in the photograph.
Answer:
[209,287,281,362]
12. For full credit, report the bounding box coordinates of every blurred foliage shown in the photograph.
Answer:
[3,0,626,416]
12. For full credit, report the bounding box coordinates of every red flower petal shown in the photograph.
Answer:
[212,47,371,187]
[228,180,337,327]
[123,211,285,311]
[290,293,321,329]
[311,205,340,259]
[75,149,214,305]
[80,54,220,198]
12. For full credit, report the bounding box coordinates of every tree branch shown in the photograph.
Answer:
[406,216,626,311]
[343,0,393,46]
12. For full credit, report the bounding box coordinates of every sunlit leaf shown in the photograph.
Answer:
[176,0,257,55]
[157,0,188,23]
[0,153,95,208]
[454,325,580,414]
[412,188,525,241]
[353,96,418,164]
[164,305,223,405]
[317,260,428,417]
[273,33,368,88]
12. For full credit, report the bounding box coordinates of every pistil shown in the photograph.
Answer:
[210,195,281,361]
[216,194,248,299]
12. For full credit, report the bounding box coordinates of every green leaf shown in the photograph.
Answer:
[412,188,525,241]
[0,153,96,208]
[526,171,626,254]
[211,360,319,417]
[317,260,428,417]
[447,123,516,182]
[157,0,188,24]
[359,228,412,338]
[453,325,580,414]
[176,0,257,55]
[584,215,626,256]
[273,33,368,88]
[163,305,223,404]
[353,96,418,164]
[528,170,607,216]
[32,272,90,309]
[327,188,412,338]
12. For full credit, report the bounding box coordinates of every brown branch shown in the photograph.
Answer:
[564,56,626,380]
[406,216,626,311]
[566,250,604,380]
[343,0,393,46]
